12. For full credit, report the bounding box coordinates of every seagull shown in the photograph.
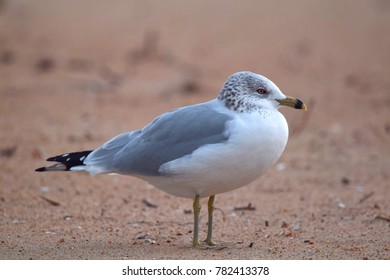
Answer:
[36,71,307,248]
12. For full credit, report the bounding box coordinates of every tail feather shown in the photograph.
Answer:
[35,150,93,172]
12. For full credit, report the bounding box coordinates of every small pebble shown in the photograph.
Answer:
[341,177,350,185]
[40,186,49,193]
[338,202,346,209]
[144,238,156,244]
[281,221,288,228]
[293,224,301,231]
[36,57,55,72]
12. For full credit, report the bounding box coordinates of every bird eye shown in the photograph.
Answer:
[256,88,267,94]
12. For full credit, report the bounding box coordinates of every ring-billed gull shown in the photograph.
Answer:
[36,71,307,248]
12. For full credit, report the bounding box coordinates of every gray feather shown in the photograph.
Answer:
[84,101,232,175]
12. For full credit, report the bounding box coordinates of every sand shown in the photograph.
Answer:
[0,0,389,259]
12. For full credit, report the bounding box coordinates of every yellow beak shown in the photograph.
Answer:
[277,96,307,111]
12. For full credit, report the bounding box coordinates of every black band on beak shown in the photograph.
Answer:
[295,99,304,109]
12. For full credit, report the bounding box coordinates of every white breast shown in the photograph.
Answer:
[141,110,289,198]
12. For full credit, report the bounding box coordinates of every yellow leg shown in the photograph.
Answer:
[205,195,216,246]
[192,194,201,248]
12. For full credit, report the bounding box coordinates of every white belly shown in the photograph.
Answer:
[140,110,289,198]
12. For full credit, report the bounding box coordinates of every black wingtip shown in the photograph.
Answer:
[35,150,93,173]
[46,154,66,162]
[35,167,46,172]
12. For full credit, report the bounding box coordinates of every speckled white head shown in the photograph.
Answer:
[218,71,306,112]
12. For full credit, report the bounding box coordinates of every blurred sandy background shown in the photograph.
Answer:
[0,0,389,259]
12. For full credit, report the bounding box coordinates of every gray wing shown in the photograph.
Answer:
[85,101,233,176]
